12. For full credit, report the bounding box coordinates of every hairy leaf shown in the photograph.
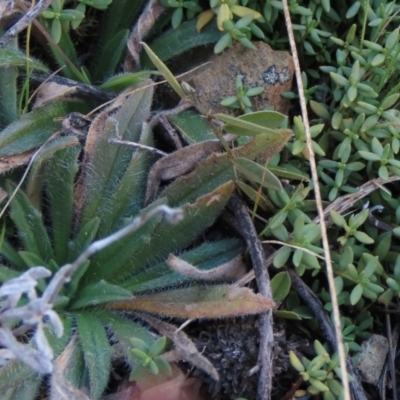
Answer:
[163,131,292,206]
[71,280,133,309]
[78,83,153,227]
[168,111,215,144]
[122,238,244,292]
[0,102,86,157]
[75,312,113,400]
[108,285,275,318]
[7,181,54,263]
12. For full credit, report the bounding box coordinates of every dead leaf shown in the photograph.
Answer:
[33,82,78,109]
[141,314,219,381]
[108,285,275,319]
[167,253,245,281]
[145,140,223,204]
[103,367,205,400]
[0,149,36,175]
[125,0,165,71]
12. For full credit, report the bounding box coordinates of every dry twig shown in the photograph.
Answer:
[228,193,274,400]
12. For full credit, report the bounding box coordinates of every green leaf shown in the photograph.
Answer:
[0,46,48,72]
[233,157,283,191]
[223,110,286,135]
[130,337,149,352]
[215,33,233,54]
[75,312,113,400]
[71,280,133,309]
[92,30,129,83]
[141,20,220,67]
[293,248,303,267]
[18,251,46,269]
[100,71,156,91]
[274,310,302,320]
[98,123,155,236]
[131,348,149,361]
[271,271,291,301]
[44,146,80,264]
[329,210,347,228]
[236,181,271,210]
[68,217,100,262]
[163,130,292,206]
[79,84,153,227]
[155,356,173,376]
[168,111,215,143]
[221,95,240,107]
[273,246,291,268]
[0,265,20,283]
[381,94,399,110]
[217,112,283,136]
[123,238,244,293]
[149,337,167,357]
[99,311,153,363]
[268,165,309,181]
[301,251,320,269]
[108,284,275,318]
[353,231,374,244]
[51,19,62,43]
[85,204,163,284]
[358,150,381,162]
[309,378,329,392]
[310,100,330,119]
[0,102,86,157]
[129,363,146,380]
[26,136,80,209]
[141,42,186,99]
[7,181,54,262]
[385,26,399,48]
[149,360,159,374]
[330,72,349,87]
[290,351,305,372]
[0,41,18,129]
[350,283,363,305]
[1,240,27,270]
[349,209,369,229]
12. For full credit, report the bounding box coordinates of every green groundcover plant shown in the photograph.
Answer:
[1,0,400,398]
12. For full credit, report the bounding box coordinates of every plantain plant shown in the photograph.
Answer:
[0,2,298,398]
[0,34,295,399]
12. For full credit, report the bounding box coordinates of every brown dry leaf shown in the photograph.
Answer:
[50,335,90,400]
[167,253,245,281]
[141,314,219,381]
[0,149,35,174]
[103,366,205,400]
[125,0,165,71]
[108,285,275,319]
[33,81,78,109]
[145,140,223,204]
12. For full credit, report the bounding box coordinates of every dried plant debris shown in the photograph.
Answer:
[145,140,223,204]
[167,253,245,281]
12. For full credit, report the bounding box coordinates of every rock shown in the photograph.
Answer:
[355,334,388,385]
[189,41,294,116]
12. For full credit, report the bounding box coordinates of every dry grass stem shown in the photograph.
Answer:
[280,1,350,398]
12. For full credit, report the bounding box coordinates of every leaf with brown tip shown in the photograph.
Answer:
[108,285,275,319]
